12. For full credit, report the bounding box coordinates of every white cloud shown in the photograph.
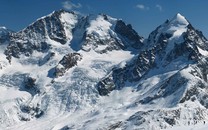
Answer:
[156,4,162,11]
[62,1,82,10]
[136,4,149,11]
[136,4,145,10]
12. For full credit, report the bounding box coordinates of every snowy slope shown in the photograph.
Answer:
[0,10,208,130]
[0,10,143,130]
[166,123,208,130]
[97,13,208,129]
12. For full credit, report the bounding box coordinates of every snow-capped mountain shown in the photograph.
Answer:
[0,10,208,130]
[5,10,143,60]
[97,13,208,129]
[0,9,143,130]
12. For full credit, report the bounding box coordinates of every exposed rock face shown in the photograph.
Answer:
[19,104,44,121]
[97,49,156,95]
[77,14,144,53]
[23,76,41,96]
[4,10,78,60]
[54,53,82,77]
[24,76,36,89]
[0,27,13,44]
[115,20,144,49]
[184,24,208,50]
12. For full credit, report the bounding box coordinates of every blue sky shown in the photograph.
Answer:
[0,0,208,38]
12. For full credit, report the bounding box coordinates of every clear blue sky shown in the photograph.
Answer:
[0,0,208,38]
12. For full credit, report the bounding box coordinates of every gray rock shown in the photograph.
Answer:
[54,53,82,77]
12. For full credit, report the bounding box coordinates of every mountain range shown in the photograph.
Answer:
[0,9,208,130]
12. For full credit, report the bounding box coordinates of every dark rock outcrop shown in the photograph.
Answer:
[0,27,13,44]
[54,53,82,77]
[24,76,36,89]
[20,104,44,121]
[97,49,156,95]
[115,20,144,49]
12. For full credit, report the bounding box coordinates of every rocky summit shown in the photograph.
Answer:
[0,10,208,130]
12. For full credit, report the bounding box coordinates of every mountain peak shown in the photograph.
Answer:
[169,13,189,26]
[30,9,76,25]
[52,9,76,16]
